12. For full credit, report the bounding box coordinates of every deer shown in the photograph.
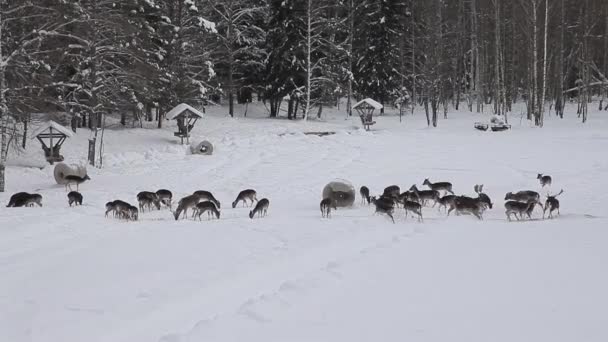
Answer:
[232,189,258,208]
[537,174,552,187]
[383,185,401,199]
[370,196,396,223]
[109,200,134,220]
[174,194,201,220]
[359,186,371,205]
[544,189,563,219]
[409,185,440,207]
[450,196,485,220]
[437,194,457,213]
[505,199,540,221]
[474,184,493,211]
[504,190,541,204]
[192,190,221,209]
[137,191,161,212]
[249,198,270,219]
[156,189,173,209]
[67,191,83,206]
[320,197,337,218]
[399,190,420,204]
[423,178,455,195]
[6,192,42,207]
[194,201,220,220]
[64,174,91,191]
[402,199,423,222]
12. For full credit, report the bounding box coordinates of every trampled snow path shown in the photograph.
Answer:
[1,107,608,342]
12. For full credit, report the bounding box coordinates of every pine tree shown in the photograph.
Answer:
[206,0,267,117]
[352,0,407,109]
[265,0,306,118]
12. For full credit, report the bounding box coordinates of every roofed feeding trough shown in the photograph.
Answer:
[167,103,204,144]
[353,98,383,131]
[31,120,73,164]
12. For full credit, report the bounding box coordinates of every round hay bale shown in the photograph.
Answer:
[54,163,87,185]
[322,179,356,208]
[190,140,214,155]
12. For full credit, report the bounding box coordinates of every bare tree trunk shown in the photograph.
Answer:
[602,4,608,111]
[1,10,8,192]
[540,0,549,127]
[22,117,27,149]
[303,0,312,121]
[346,0,354,117]
[411,3,416,115]
[581,0,589,123]
[493,0,503,116]
[472,0,482,112]
[424,98,430,126]
[532,0,539,125]
[227,17,235,118]
[556,0,565,118]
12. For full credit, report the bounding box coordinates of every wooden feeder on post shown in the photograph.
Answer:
[31,120,73,165]
[167,103,204,145]
[353,98,383,131]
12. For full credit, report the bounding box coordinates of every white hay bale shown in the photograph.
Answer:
[190,140,214,155]
[322,179,356,208]
[53,163,87,185]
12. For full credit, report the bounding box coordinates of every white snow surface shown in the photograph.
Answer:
[1,104,608,342]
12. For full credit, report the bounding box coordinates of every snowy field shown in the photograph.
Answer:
[1,104,608,342]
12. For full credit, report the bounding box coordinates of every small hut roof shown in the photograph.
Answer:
[31,120,73,139]
[353,98,383,110]
[166,103,204,120]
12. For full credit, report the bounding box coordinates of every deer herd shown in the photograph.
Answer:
[5,173,563,224]
[335,174,563,223]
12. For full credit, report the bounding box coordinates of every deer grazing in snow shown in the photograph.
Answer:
[249,198,270,219]
[232,189,258,208]
[174,194,201,220]
[156,189,173,209]
[67,191,83,206]
[137,191,161,212]
[194,200,221,220]
[193,190,221,209]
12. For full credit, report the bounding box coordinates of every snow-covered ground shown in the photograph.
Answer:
[1,103,607,342]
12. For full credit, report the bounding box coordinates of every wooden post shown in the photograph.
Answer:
[49,127,54,163]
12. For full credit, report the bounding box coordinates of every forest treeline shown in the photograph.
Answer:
[1,0,608,190]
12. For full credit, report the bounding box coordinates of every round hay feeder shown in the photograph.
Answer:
[190,140,214,155]
[54,162,87,185]
[322,179,356,208]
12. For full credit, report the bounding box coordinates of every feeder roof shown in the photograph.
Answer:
[166,103,204,120]
[31,120,73,139]
[353,98,383,110]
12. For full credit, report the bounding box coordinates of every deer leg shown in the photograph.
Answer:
[388,212,395,224]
